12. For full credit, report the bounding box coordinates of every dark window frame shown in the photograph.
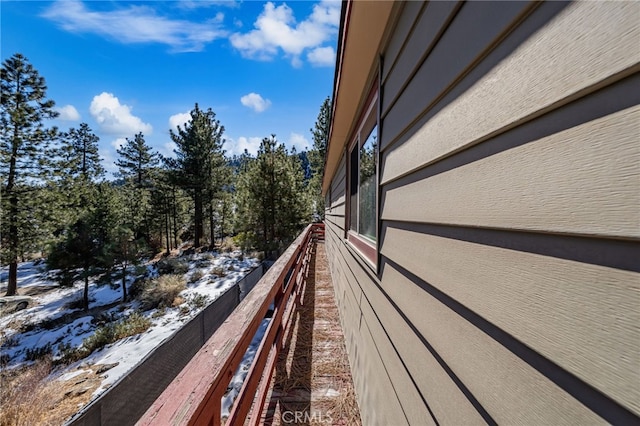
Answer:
[346,84,379,268]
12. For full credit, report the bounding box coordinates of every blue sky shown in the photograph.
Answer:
[1,0,339,174]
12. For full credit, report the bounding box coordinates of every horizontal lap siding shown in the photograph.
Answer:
[325,182,411,426]
[383,106,640,238]
[374,0,640,424]
[326,152,463,425]
[379,261,603,424]
[326,154,346,232]
[381,225,639,417]
[381,1,640,183]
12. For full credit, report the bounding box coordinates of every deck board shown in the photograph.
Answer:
[257,242,361,425]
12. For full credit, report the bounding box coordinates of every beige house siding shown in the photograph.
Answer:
[325,1,640,424]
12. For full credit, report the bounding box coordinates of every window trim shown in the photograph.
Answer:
[346,82,379,268]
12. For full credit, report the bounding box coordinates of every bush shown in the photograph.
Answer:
[57,342,83,365]
[189,270,205,283]
[187,294,210,309]
[211,267,227,278]
[25,344,52,362]
[79,312,151,357]
[220,237,236,253]
[134,265,149,277]
[0,359,57,426]
[233,231,256,252]
[249,251,265,261]
[156,258,189,275]
[139,274,186,310]
[128,276,149,299]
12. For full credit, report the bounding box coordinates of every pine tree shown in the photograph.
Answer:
[115,132,159,188]
[115,132,159,244]
[308,97,331,220]
[50,123,104,216]
[47,183,120,310]
[236,136,309,257]
[58,123,104,181]
[1,53,58,296]
[168,103,226,248]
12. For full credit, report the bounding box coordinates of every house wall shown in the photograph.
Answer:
[324,1,640,424]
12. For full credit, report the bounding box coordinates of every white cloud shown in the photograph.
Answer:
[100,150,119,177]
[178,1,239,10]
[288,132,311,152]
[55,104,81,121]
[240,93,271,113]
[90,92,152,137]
[224,136,262,156]
[230,0,340,65]
[42,0,227,52]
[159,141,178,159]
[169,111,192,130]
[111,138,127,150]
[307,46,335,67]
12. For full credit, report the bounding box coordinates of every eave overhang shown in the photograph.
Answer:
[322,0,396,195]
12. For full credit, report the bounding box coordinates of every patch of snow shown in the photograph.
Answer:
[59,368,90,382]
[221,318,271,419]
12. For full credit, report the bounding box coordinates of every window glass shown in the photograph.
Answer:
[358,125,377,241]
[349,144,359,231]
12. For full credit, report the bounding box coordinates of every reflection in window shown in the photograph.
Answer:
[358,126,377,241]
[349,146,359,232]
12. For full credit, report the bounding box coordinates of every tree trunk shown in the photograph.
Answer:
[165,205,171,256]
[209,201,215,249]
[5,193,19,296]
[83,272,90,311]
[4,97,21,296]
[194,191,202,247]
[6,263,18,297]
[121,261,128,302]
[220,198,226,245]
[172,187,178,248]
[167,205,172,250]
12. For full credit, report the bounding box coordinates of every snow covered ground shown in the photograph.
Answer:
[0,250,263,409]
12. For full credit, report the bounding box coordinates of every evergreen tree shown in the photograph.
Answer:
[105,223,147,302]
[236,136,309,256]
[1,53,58,296]
[115,132,159,188]
[58,123,104,181]
[115,132,159,244]
[49,123,104,218]
[308,97,331,220]
[168,104,226,248]
[47,183,120,310]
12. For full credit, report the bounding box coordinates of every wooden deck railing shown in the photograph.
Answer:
[138,223,325,426]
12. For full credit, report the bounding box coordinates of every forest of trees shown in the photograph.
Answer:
[1,53,330,305]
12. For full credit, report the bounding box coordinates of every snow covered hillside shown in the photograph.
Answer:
[0,250,260,409]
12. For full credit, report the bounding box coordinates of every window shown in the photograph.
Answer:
[347,88,378,264]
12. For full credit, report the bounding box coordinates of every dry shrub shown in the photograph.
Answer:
[140,274,186,310]
[211,267,227,278]
[0,359,57,426]
[189,270,205,283]
[60,312,152,362]
[156,258,189,275]
[220,237,236,253]
[249,251,265,261]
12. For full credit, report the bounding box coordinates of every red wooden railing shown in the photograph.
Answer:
[138,223,325,426]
